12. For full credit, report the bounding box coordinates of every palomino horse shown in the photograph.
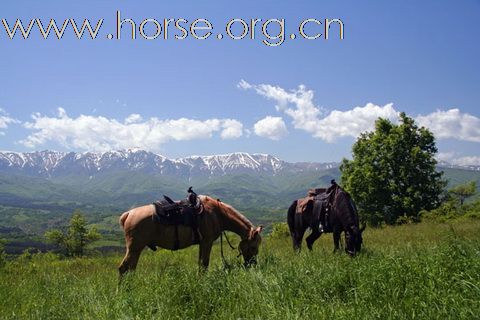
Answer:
[118,195,263,277]
[287,181,365,255]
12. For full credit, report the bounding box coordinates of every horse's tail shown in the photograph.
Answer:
[287,200,298,236]
[119,211,130,229]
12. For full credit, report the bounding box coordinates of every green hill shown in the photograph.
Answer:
[0,167,479,246]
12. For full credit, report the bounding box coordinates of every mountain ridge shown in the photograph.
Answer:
[0,149,340,179]
[0,149,479,241]
[1,149,478,179]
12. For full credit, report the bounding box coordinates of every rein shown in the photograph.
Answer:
[220,231,238,268]
[223,231,236,250]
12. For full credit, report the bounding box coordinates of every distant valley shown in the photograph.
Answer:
[0,149,479,252]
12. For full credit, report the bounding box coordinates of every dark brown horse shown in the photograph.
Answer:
[287,181,365,255]
[118,195,263,277]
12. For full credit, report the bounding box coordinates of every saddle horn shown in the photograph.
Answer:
[187,186,200,207]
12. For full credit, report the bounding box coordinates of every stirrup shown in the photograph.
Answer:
[318,223,324,233]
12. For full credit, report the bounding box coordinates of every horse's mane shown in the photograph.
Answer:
[200,195,254,229]
[332,187,358,226]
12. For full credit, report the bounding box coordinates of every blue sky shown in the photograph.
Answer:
[0,0,479,164]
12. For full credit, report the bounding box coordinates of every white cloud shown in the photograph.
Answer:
[238,80,323,135]
[436,152,480,166]
[451,156,480,166]
[239,80,397,142]
[237,79,252,90]
[124,114,143,124]
[240,80,480,143]
[253,116,288,140]
[313,103,398,142]
[220,119,243,139]
[416,109,480,143]
[20,108,243,151]
[0,116,13,129]
[436,152,457,163]
[0,108,19,134]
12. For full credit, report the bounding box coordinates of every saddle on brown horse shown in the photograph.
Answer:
[152,187,204,250]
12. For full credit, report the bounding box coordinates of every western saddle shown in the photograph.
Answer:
[151,187,204,250]
[300,180,339,233]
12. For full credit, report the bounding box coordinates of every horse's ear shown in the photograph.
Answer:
[250,226,263,239]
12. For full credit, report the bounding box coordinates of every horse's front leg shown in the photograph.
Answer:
[306,227,322,251]
[293,227,306,252]
[333,229,341,253]
[344,231,356,256]
[198,240,213,271]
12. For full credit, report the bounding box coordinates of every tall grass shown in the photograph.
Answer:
[1,221,479,319]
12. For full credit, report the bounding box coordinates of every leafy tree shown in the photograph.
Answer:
[340,113,446,225]
[45,210,101,257]
[450,181,477,206]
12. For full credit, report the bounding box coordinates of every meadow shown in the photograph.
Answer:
[1,220,479,320]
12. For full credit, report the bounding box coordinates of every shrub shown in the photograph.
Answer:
[45,211,100,257]
[422,198,480,222]
[269,222,290,239]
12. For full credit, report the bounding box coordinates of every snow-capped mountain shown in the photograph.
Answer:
[436,160,480,172]
[0,149,337,178]
[2,149,475,179]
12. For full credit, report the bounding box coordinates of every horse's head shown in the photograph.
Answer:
[345,222,366,255]
[333,188,365,256]
[239,226,263,266]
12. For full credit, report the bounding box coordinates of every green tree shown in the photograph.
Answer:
[45,210,101,257]
[340,113,446,225]
[450,181,477,206]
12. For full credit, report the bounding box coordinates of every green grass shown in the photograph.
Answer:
[1,221,480,320]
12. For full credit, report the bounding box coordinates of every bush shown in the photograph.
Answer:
[450,181,477,205]
[395,215,418,225]
[422,198,480,222]
[269,222,290,239]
